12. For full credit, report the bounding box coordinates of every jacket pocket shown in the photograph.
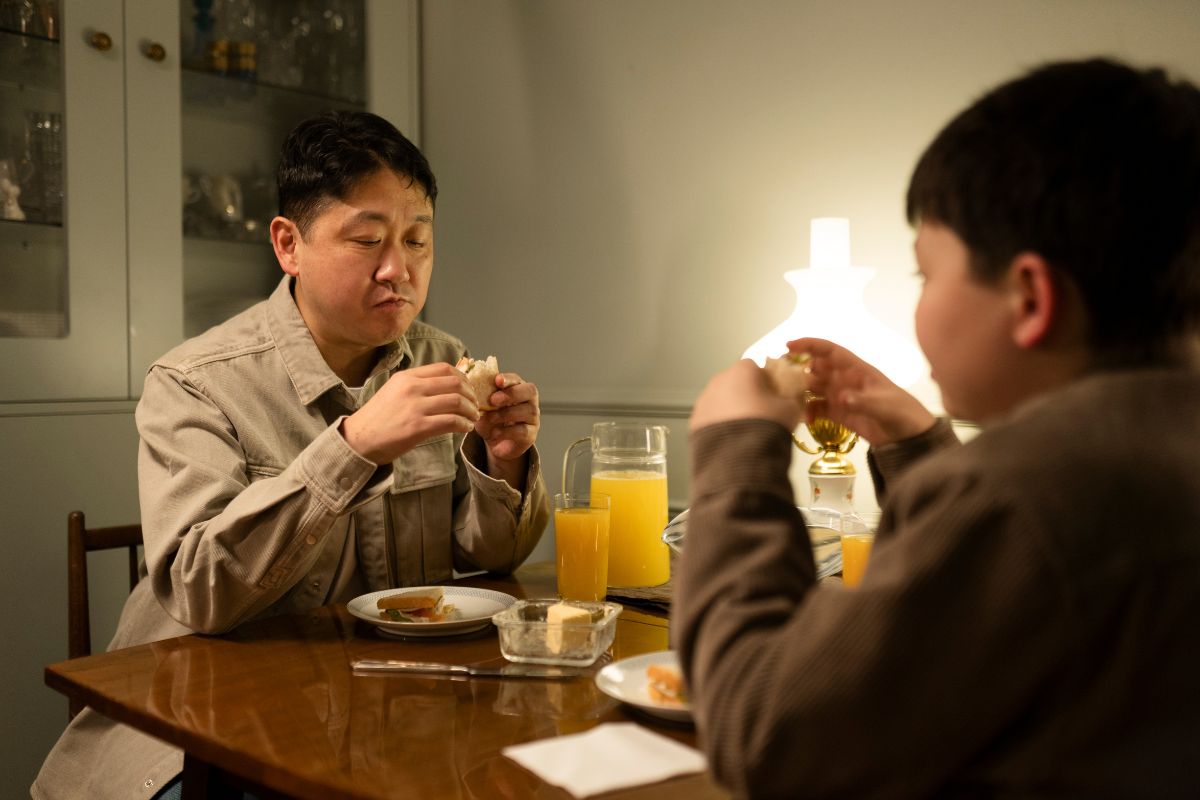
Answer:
[391,433,457,493]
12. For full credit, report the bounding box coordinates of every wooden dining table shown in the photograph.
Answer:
[44,562,731,800]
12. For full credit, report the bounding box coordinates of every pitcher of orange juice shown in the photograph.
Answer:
[563,422,670,588]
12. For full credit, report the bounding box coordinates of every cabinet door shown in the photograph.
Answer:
[0,0,129,402]
[175,0,418,344]
[126,0,184,396]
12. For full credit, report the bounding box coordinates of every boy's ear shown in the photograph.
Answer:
[1007,252,1058,349]
[271,216,301,277]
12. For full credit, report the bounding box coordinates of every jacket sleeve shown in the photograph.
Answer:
[674,418,1065,799]
[136,365,393,634]
[450,432,550,574]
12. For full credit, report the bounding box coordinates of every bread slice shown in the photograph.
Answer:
[763,352,812,400]
[646,663,687,705]
[455,355,500,411]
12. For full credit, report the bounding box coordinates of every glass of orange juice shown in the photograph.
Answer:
[554,493,611,601]
[840,512,876,588]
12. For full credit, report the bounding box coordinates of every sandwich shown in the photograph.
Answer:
[763,351,813,400]
[456,355,500,411]
[646,663,688,706]
[376,587,456,623]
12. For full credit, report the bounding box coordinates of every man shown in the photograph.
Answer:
[677,59,1200,798]
[34,111,549,799]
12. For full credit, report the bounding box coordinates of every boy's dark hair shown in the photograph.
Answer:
[277,110,437,235]
[907,58,1200,363]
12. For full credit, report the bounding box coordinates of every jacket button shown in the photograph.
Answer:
[305,534,317,546]
[339,475,353,490]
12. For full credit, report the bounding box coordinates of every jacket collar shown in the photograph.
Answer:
[266,276,411,406]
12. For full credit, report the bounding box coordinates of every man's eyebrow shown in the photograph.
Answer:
[342,210,389,226]
[414,214,434,225]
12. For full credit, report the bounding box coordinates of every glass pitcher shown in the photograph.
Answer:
[563,422,670,588]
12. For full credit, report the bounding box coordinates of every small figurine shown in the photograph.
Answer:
[0,160,26,221]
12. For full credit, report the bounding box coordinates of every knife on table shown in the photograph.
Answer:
[351,659,588,679]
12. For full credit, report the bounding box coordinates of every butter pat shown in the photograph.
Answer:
[546,602,591,653]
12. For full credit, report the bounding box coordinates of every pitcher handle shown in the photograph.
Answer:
[562,436,593,496]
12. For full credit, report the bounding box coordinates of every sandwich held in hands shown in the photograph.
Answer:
[376,587,458,623]
[456,355,501,410]
[763,352,813,400]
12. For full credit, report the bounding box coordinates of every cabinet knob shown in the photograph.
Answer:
[88,31,113,52]
[143,42,167,62]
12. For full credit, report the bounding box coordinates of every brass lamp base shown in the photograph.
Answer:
[794,414,858,511]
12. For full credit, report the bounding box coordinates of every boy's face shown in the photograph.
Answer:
[283,168,434,359]
[913,223,1024,422]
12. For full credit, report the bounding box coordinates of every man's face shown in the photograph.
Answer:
[913,222,1021,422]
[284,168,434,357]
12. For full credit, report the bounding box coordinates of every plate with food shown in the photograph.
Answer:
[594,650,692,723]
[347,586,517,638]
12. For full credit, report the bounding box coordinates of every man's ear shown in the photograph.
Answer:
[270,216,301,277]
[1007,252,1058,349]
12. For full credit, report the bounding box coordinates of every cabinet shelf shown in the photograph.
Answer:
[181,67,364,125]
[0,27,61,94]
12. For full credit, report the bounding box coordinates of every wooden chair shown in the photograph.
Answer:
[67,510,143,718]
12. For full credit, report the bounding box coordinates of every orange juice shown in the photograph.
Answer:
[841,533,874,587]
[591,470,669,587]
[555,507,610,601]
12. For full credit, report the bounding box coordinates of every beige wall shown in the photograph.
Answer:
[420,0,1200,536]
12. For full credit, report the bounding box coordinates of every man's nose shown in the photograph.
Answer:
[375,246,410,284]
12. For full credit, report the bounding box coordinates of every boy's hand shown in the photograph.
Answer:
[789,338,935,447]
[690,359,806,433]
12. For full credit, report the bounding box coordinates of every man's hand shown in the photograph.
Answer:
[475,371,540,492]
[340,363,479,465]
[790,337,935,447]
[690,359,806,433]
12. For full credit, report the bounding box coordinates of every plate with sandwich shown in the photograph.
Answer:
[594,650,692,723]
[347,586,517,638]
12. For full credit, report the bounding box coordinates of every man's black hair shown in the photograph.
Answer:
[278,110,437,235]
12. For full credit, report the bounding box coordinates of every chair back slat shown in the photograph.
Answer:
[66,510,143,719]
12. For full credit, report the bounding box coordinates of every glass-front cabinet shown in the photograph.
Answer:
[0,0,417,403]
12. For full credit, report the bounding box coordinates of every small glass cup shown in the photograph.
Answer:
[840,511,877,588]
[553,493,611,601]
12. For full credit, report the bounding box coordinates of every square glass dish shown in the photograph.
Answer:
[492,599,623,667]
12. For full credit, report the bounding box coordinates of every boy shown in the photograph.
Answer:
[677,58,1200,798]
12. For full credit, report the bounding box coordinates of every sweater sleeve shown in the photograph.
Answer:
[866,416,960,503]
[674,418,1064,799]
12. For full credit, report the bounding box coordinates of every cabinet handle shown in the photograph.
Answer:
[88,31,113,52]
[143,42,167,62]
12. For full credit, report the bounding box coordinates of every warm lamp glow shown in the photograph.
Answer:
[743,218,925,388]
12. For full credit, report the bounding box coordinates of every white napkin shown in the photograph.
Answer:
[502,722,708,797]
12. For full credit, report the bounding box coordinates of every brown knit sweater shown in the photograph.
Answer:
[675,366,1200,799]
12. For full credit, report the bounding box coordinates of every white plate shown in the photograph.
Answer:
[347,587,517,638]
[595,650,693,723]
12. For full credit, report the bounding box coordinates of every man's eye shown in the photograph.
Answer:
[407,239,427,249]
[354,239,381,247]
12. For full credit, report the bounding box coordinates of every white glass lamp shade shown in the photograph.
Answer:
[743,218,926,388]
